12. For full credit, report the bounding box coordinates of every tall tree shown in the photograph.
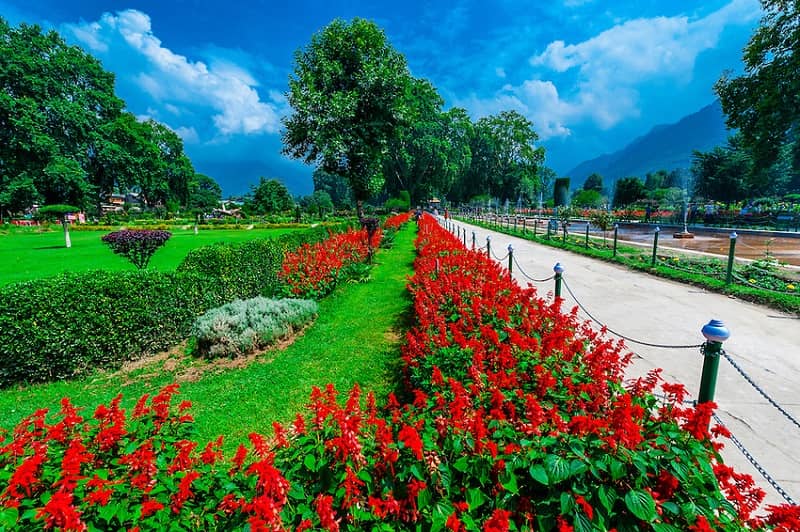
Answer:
[715,0,800,173]
[283,18,411,217]
[250,177,294,214]
[613,177,645,207]
[312,169,352,208]
[691,144,751,206]
[188,174,222,212]
[583,173,604,192]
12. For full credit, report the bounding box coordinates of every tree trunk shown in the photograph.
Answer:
[356,199,364,219]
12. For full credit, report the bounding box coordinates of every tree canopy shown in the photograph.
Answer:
[283,18,411,217]
[0,17,217,218]
[715,0,800,173]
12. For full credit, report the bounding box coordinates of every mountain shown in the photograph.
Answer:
[565,100,730,188]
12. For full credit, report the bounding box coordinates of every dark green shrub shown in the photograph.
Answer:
[190,297,318,358]
[177,225,334,300]
[0,271,224,387]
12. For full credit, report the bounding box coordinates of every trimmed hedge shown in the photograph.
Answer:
[0,225,344,388]
[177,226,334,301]
[0,271,224,387]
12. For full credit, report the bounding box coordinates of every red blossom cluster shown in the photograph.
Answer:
[279,227,382,299]
[383,212,413,230]
[2,213,798,531]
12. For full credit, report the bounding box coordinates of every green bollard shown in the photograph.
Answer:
[486,235,491,259]
[698,320,730,406]
[522,218,527,234]
[514,217,518,232]
[613,224,619,257]
[472,231,476,250]
[725,232,737,285]
[463,229,467,247]
[533,218,538,238]
[553,262,564,298]
[508,244,513,277]
[651,226,660,267]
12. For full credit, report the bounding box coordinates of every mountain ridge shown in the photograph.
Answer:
[565,101,731,188]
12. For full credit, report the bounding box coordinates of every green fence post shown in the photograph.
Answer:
[698,320,730,408]
[585,223,590,248]
[533,217,538,238]
[508,244,513,277]
[514,217,518,232]
[486,235,491,259]
[725,232,738,285]
[612,224,619,257]
[651,226,660,267]
[522,218,527,234]
[472,231,476,250]
[554,262,564,298]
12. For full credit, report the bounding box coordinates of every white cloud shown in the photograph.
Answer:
[461,0,760,138]
[65,9,280,137]
[174,126,200,144]
[495,67,506,78]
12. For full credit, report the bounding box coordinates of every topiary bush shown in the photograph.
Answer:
[0,271,225,388]
[190,297,318,358]
[101,229,172,269]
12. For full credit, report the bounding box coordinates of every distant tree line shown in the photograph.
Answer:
[0,18,222,220]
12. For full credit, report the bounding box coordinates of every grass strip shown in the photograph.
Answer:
[0,223,417,452]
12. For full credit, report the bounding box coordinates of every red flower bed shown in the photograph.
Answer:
[384,212,413,230]
[1,214,798,531]
[279,227,382,299]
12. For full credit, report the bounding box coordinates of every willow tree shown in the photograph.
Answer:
[282,18,411,218]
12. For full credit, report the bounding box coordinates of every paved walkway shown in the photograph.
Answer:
[449,218,800,508]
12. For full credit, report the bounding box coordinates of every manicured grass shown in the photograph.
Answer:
[0,226,301,286]
[0,223,417,452]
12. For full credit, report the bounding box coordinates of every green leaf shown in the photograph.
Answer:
[624,489,657,522]
[528,464,549,485]
[653,523,683,532]
[303,454,317,471]
[501,470,519,494]
[545,454,570,484]
[560,492,574,514]
[453,456,469,473]
[466,487,488,510]
[0,507,19,529]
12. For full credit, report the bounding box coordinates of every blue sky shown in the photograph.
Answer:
[0,0,761,197]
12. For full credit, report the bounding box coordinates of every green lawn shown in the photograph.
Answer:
[0,224,417,452]
[0,226,301,286]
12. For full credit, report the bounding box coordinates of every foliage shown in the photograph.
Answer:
[383,79,473,206]
[0,18,198,216]
[101,229,172,270]
[455,111,544,205]
[312,169,352,209]
[613,176,646,207]
[283,18,411,217]
[299,191,334,218]
[249,177,294,214]
[279,227,381,299]
[190,297,318,358]
[188,174,222,213]
[715,0,800,175]
[36,204,81,220]
[583,172,604,192]
[0,271,223,387]
[177,226,333,301]
[589,210,614,245]
[571,189,603,208]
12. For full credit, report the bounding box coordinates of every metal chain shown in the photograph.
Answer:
[721,351,800,432]
[561,277,705,349]
[712,413,797,505]
[491,249,510,262]
[511,254,556,283]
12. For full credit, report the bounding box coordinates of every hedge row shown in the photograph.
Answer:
[0,225,341,388]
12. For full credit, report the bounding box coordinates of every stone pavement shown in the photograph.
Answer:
[449,218,800,508]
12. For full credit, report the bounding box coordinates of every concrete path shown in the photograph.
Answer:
[448,218,800,508]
